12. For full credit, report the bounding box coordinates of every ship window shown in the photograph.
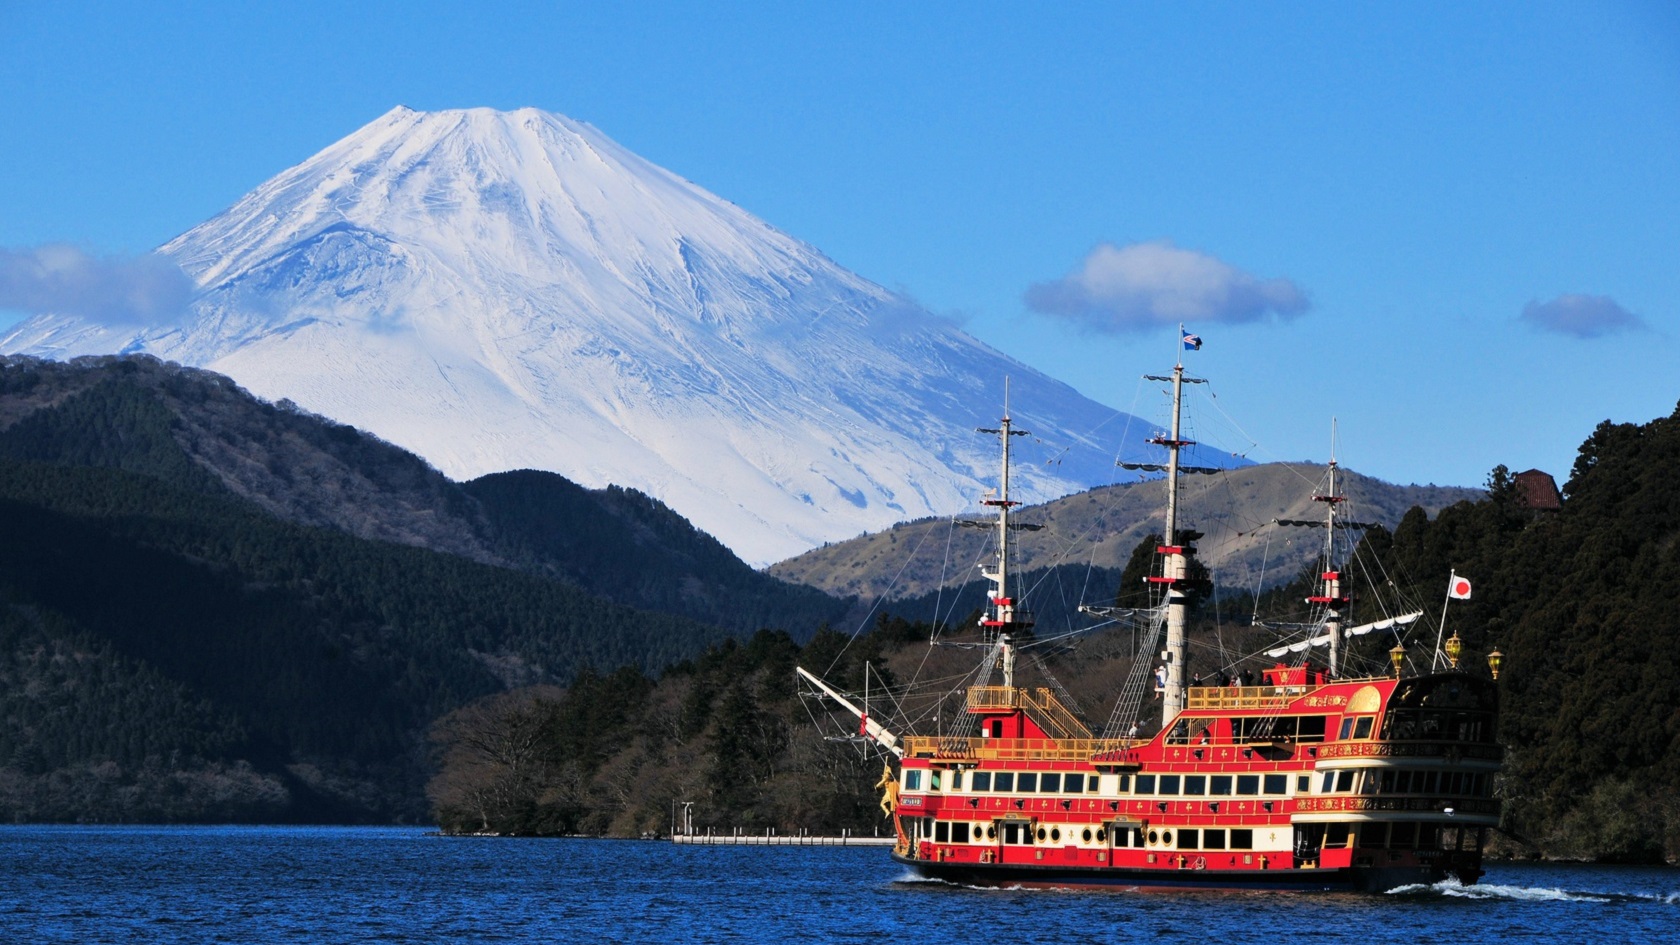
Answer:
[1390,823,1417,849]
[1264,774,1287,795]
[1050,827,1061,842]
[905,770,923,791]
[1237,775,1259,796]
[1117,774,1131,793]
[1321,772,1336,793]
[1179,829,1199,850]
[1379,770,1395,792]
[1082,828,1092,843]
[1083,775,1099,793]
[931,772,942,791]
[1210,775,1233,795]
[1297,775,1310,793]
[1204,829,1226,850]
[1017,773,1038,793]
[948,770,962,791]
[1338,718,1355,740]
[1326,824,1350,847]
[1231,829,1253,850]
[1134,775,1156,795]
[1360,770,1380,794]
[1393,771,1411,793]
[1159,775,1181,795]
[953,822,970,843]
[1036,827,1047,842]
[935,821,949,842]
[994,772,1015,792]
[986,825,997,840]
[1161,830,1173,846]
[1040,773,1061,793]
[971,772,992,791]
[1184,776,1206,796]
[1335,771,1355,792]
[1422,771,1439,793]
[1147,829,1159,845]
[1357,823,1386,848]
[1353,717,1374,739]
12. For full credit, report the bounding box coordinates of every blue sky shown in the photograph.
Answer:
[2,1,1676,491]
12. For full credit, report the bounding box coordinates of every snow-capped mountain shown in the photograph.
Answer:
[1,106,1231,563]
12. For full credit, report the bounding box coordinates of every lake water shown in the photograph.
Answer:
[2,826,1675,943]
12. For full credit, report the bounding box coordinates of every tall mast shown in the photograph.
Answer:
[1143,362,1203,724]
[1308,420,1351,677]
[978,380,1031,689]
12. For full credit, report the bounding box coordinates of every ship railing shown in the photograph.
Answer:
[900,735,1140,762]
[967,686,1024,711]
[1295,796,1501,815]
[1185,686,1298,710]
[1185,675,1398,711]
[1316,741,1505,762]
[966,686,1095,740]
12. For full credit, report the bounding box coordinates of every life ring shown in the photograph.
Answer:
[1193,856,1207,870]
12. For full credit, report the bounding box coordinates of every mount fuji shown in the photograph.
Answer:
[1,106,1232,563]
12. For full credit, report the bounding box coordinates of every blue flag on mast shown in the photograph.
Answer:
[1182,328,1203,351]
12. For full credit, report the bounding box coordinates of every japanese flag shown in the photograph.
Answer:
[1447,574,1473,600]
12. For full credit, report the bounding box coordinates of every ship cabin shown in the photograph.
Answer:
[892,668,1501,883]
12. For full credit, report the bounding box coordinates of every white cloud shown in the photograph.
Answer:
[1519,293,1645,339]
[0,244,194,325]
[1024,240,1309,332]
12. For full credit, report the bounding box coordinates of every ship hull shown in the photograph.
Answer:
[893,852,1454,893]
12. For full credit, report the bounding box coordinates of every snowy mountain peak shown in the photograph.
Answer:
[1,106,1223,563]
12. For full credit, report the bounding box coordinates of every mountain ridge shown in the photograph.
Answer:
[1,106,1235,563]
[771,463,1483,605]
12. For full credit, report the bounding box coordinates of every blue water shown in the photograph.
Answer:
[2,826,1676,943]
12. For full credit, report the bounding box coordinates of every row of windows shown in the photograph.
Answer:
[906,766,1487,799]
[1319,768,1491,796]
[1126,773,1300,797]
[902,769,1100,794]
[922,819,1257,851]
[1382,709,1495,744]
[902,769,1305,797]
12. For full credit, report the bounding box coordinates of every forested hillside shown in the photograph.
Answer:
[0,355,846,822]
[0,355,848,635]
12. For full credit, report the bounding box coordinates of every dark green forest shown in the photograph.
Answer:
[0,356,845,822]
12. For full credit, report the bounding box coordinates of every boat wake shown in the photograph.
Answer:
[1387,878,1680,905]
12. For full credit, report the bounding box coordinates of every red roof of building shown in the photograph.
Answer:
[1513,469,1562,511]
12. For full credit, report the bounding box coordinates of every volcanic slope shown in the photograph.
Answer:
[770,463,1481,606]
[0,106,1233,563]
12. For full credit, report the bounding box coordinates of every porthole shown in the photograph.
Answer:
[986,825,996,840]
[1082,828,1093,843]
[1051,828,1061,842]
[1147,830,1159,845]
[1096,828,1107,842]
[1162,830,1174,846]
[1036,827,1047,842]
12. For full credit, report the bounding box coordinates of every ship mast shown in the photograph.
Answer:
[1144,362,1204,724]
[1309,423,1352,677]
[978,382,1031,689]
